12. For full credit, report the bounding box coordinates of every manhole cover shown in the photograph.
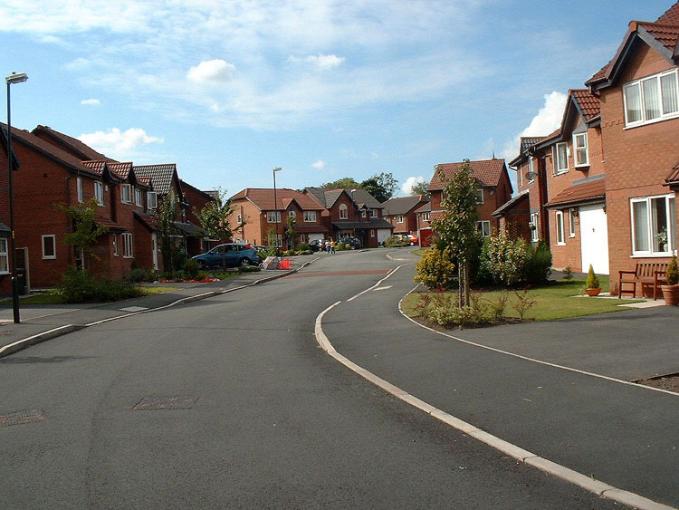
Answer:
[0,409,47,427]
[133,396,198,411]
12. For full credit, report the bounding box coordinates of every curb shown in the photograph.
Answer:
[1,256,320,359]
[314,300,677,510]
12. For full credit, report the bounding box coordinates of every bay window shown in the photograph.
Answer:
[630,195,676,256]
[573,133,589,167]
[624,69,679,127]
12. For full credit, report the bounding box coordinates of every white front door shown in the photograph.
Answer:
[579,204,609,275]
[151,233,159,270]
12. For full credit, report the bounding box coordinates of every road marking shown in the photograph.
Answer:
[314,289,677,510]
[373,286,392,292]
[386,253,408,261]
[346,265,402,302]
[120,306,149,312]
[398,285,679,398]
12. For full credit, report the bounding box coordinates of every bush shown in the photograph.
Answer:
[420,292,493,328]
[585,264,600,289]
[666,256,679,285]
[297,243,311,252]
[524,241,552,284]
[196,271,210,281]
[238,265,261,273]
[59,267,143,303]
[184,259,200,279]
[563,266,574,280]
[513,290,537,320]
[478,232,530,287]
[414,247,456,290]
[385,236,410,248]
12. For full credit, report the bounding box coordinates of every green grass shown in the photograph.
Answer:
[403,276,644,322]
[7,286,178,306]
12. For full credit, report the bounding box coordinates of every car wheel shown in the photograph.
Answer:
[240,258,250,268]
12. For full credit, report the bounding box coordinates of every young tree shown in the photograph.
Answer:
[431,160,480,308]
[154,193,180,274]
[197,189,232,241]
[285,214,297,250]
[60,199,109,270]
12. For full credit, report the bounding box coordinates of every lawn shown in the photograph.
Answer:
[402,276,644,322]
[10,286,178,306]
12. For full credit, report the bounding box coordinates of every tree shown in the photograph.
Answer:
[285,214,297,250]
[197,189,232,241]
[410,180,430,199]
[321,177,361,190]
[361,171,397,202]
[154,193,181,274]
[60,199,109,270]
[431,160,480,308]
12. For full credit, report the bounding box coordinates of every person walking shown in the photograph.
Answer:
[330,239,336,254]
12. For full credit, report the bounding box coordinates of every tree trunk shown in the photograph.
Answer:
[463,259,471,307]
[457,263,463,309]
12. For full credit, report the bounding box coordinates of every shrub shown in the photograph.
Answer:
[513,289,537,320]
[422,292,493,328]
[297,243,311,252]
[238,265,261,273]
[479,232,530,287]
[414,247,456,290]
[184,259,200,279]
[585,264,600,289]
[486,292,510,321]
[563,266,574,280]
[196,271,210,281]
[524,241,552,284]
[128,267,148,283]
[59,267,143,303]
[666,256,679,285]
[385,236,410,248]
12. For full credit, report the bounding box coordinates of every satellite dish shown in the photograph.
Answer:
[525,171,537,181]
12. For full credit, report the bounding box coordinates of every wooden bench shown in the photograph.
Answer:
[618,262,669,299]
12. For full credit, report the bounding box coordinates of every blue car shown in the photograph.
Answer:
[192,243,260,269]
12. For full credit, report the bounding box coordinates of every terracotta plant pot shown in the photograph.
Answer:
[585,287,601,297]
[660,284,679,306]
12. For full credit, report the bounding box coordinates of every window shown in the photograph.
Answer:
[77,177,84,203]
[476,188,485,203]
[555,211,565,245]
[370,229,375,238]
[0,238,7,273]
[94,181,104,206]
[41,234,56,259]
[288,210,296,220]
[476,220,491,237]
[630,194,676,256]
[122,232,134,258]
[121,184,132,203]
[303,211,317,222]
[553,142,568,174]
[266,211,281,223]
[527,157,535,183]
[624,69,679,127]
[573,133,589,167]
[112,235,119,256]
[135,188,143,206]
[422,212,430,222]
[361,209,367,218]
[530,212,539,242]
[237,213,242,224]
[569,209,576,237]
[147,192,158,210]
[339,204,348,219]
[370,209,377,218]
[396,215,404,224]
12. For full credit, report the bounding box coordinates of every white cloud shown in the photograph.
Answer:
[500,91,567,161]
[401,176,426,195]
[311,160,326,170]
[187,59,236,83]
[80,98,100,106]
[79,128,163,159]
[289,54,345,70]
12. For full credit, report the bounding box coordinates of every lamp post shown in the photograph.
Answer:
[272,167,282,255]
[6,72,28,324]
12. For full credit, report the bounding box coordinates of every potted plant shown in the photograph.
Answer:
[660,256,679,306]
[585,264,601,296]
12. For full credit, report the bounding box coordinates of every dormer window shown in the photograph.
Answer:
[573,133,589,167]
[135,188,143,206]
[624,69,679,127]
[147,191,158,210]
[553,142,568,175]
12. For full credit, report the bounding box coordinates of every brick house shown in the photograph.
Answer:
[585,2,679,292]
[228,188,327,247]
[414,202,433,247]
[428,159,513,238]
[305,187,394,247]
[0,127,17,295]
[179,179,221,256]
[382,195,429,236]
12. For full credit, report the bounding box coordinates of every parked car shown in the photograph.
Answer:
[192,243,260,269]
[309,239,325,252]
[339,236,362,249]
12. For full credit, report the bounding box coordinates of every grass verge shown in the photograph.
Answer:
[10,286,178,306]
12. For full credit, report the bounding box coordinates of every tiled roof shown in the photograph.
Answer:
[304,187,327,207]
[656,2,679,24]
[665,161,679,184]
[429,159,506,191]
[332,219,393,230]
[414,202,431,214]
[323,190,345,208]
[545,178,606,208]
[572,89,601,121]
[134,211,158,231]
[492,189,529,217]
[32,125,114,162]
[81,160,106,176]
[230,188,324,211]
[134,164,177,195]
[639,21,679,52]
[345,188,384,209]
[520,137,545,153]
[382,196,426,216]
[108,162,133,180]
[179,179,215,201]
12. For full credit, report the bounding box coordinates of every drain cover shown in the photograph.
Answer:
[133,396,198,411]
[0,409,46,427]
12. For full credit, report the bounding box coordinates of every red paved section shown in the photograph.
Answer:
[288,269,390,278]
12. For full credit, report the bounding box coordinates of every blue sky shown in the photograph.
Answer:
[0,0,673,196]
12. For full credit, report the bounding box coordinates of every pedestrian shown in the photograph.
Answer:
[330,239,336,254]
[324,239,330,254]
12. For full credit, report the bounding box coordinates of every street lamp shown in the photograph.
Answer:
[6,72,28,324]
[272,167,282,255]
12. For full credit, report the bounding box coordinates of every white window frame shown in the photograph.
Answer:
[623,69,679,128]
[396,215,404,224]
[530,212,539,242]
[77,177,84,203]
[573,133,589,167]
[630,194,676,257]
[122,232,134,258]
[527,157,536,183]
[339,204,348,220]
[236,213,242,224]
[476,220,491,237]
[266,211,281,223]
[94,181,104,206]
[422,212,430,222]
[135,187,143,207]
[553,142,568,175]
[112,234,119,256]
[477,188,485,203]
[303,211,317,223]
[41,234,57,259]
[0,238,8,274]
[369,209,377,218]
[120,184,132,203]
[555,211,565,245]
[569,209,576,238]
[147,192,158,210]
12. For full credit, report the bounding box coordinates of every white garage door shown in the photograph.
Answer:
[377,229,392,244]
[579,204,609,275]
[308,233,325,242]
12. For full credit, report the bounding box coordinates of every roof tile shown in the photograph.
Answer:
[429,159,507,191]
[571,89,601,121]
[545,179,606,208]
[134,164,177,195]
[382,196,427,216]
[230,188,324,211]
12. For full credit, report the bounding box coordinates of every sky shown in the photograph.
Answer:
[0,0,674,196]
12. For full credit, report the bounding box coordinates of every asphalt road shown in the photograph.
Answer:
[1,250,621,509]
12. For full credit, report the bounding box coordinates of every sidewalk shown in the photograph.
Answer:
[0,255,316,355]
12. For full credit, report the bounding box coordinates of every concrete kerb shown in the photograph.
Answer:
[1,256,321,359]
[314,293,678,510]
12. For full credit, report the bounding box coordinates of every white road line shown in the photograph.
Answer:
[346,265,402,302]
[372,286,392,292]
[398,285,679,398]
[314,287,677,510]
